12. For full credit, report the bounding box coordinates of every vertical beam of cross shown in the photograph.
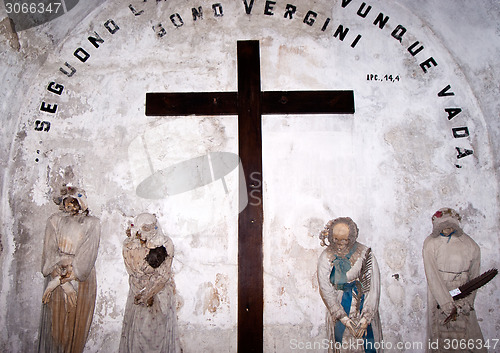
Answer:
[236,40,264,352]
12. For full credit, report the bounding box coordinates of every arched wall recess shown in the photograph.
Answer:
[0,0,499,352]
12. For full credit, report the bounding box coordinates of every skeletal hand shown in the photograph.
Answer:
[62,282,77,308]
[134,293,143,305]
[42,277,61,304]
[443,306,458,324]
[60,267,76,284]
[340,316,358,337]
[354,317,369,338]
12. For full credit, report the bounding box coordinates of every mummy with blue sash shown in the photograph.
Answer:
[318,218,384,353]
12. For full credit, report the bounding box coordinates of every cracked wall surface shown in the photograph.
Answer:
[1,0,499,352]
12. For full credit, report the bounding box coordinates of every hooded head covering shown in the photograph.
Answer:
[130,213,166,249]
[430,207,463,237]
[53,185,89,213]
[319,217,359,248]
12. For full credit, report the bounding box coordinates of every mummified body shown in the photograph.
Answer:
[317,217,383,353]
[119,213,181,353]
[38,186,100,353]
[423,208,487,353]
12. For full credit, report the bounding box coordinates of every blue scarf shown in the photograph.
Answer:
[330,244,358,290]
[330,245,376,353]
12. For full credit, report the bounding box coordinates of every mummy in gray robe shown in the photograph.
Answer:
[423,208,487,353]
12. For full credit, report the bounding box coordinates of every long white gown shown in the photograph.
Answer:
[423,233,487,353]
[119,235,181,353]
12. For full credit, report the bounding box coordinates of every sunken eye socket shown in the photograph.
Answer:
[141,224,155,232]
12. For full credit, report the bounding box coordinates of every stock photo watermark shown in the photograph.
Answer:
[3,0,79,31]
[289,338,499,351]
[133,149,369,213]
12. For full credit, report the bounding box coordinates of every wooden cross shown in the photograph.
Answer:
[146,40,354,353]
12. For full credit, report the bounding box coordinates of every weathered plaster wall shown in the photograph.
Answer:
[1,0,499,352]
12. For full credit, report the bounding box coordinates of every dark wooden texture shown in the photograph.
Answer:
[146,90,355,116]
[236,40,264,353]
[144,40,355,353]
[261,90,355,114]
[146,92,238,116]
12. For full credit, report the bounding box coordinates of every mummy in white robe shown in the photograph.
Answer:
[318,217,383,353]
[119,213,181,353]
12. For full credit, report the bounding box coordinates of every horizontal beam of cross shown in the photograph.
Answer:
[145,91,354,116]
